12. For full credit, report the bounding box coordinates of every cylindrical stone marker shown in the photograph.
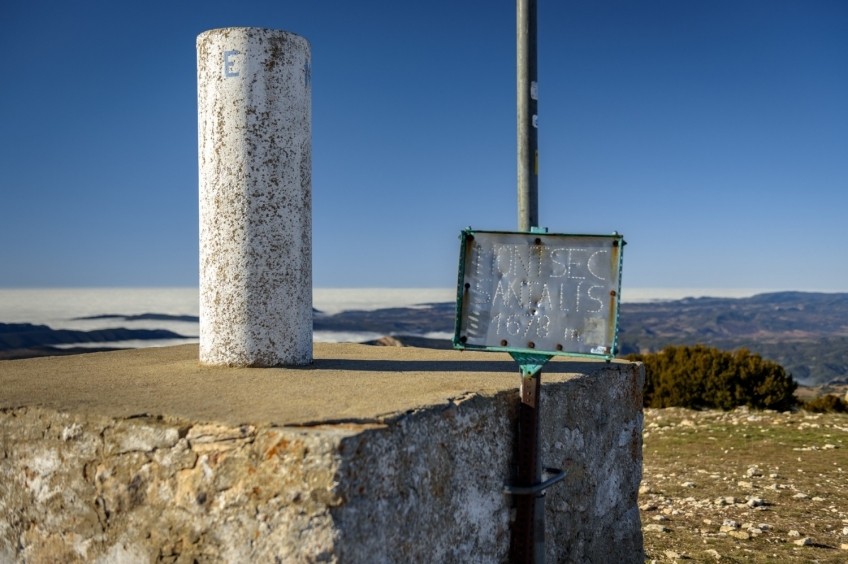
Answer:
[197,28,312,367]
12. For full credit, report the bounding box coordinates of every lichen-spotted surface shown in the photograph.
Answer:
[197,28,312,367]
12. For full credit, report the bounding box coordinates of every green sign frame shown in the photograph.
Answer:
[452,229,625,361]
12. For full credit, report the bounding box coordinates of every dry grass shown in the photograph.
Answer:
[640,407,848,562]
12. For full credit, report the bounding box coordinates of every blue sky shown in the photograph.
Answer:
[1,0,845,291]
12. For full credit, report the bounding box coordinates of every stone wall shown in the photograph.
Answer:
[541,362,645,562]
[0,347,643,562]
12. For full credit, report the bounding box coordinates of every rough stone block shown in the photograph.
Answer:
[0,344,644,562]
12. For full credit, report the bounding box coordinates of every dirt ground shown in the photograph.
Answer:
[640,406,848,562]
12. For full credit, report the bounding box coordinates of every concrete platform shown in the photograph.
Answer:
[0,344,644,562]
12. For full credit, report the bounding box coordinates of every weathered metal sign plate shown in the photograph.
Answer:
[453,229,624,359]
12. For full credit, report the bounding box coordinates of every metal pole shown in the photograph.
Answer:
[513,1,544,563]
[512,372,545,563]
[517,0,539,231]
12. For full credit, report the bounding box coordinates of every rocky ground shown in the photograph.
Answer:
[640,407,848,562]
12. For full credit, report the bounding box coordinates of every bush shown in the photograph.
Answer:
[802,394,847,413]
[626,345,798,411]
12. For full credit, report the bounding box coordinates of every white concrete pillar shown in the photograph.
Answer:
[197,28,312,367]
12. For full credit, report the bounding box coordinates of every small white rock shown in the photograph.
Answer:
[719,519,740,533]
[793,537,813,546]
[788,530,802,538]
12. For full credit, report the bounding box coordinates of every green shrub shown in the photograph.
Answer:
[626,345,797,411]
[802,394,847,413]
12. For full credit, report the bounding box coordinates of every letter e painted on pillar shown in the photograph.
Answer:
[223,50,241,77]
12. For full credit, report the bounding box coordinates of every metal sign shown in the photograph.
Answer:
[453,229,624,360]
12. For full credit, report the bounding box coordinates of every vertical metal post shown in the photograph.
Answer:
[514,1,544,563]
[517,0,539,232]
[512,371,545,563]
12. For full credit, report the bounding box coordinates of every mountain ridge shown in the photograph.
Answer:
[2,291,844,385]
[617,291,848,385]
[350,291,848,385]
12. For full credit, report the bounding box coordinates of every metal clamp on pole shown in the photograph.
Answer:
[504,467,566,496]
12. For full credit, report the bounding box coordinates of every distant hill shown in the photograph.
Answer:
[617,291,848,385]
[0,323,191,360]
[3,292,845,385]
[313,303,456,335]
[340,292,848,386]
